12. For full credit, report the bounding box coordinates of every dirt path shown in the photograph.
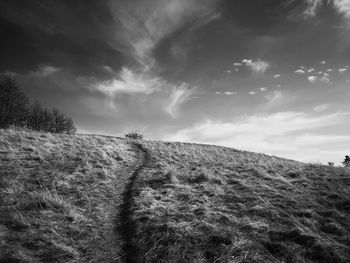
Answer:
[118,142,150,263]
[0,131,152,263]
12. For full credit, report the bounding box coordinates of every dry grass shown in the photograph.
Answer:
[0,128,137,262]
[132,141,350,262]
[2,130,350,262]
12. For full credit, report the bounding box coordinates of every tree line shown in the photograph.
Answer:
[0,75,76,134]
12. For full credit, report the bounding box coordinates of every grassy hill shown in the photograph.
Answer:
[0,129,138,262]
[1,129,350,262]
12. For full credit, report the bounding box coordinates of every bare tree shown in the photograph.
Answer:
[0,76,29,128]
[0,76,77,134]
[52,108,66,133]
[64,117,77,134]
[42,108,54,132]
[28,101,44,131]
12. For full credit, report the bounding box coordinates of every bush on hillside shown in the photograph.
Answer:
[125,132,143,140]
[342,155,350,167]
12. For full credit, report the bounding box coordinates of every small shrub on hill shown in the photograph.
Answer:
[342,155,349,167]
[125,132,143,140]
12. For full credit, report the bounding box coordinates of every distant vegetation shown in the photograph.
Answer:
[0,75,76,133]
[343,155,350,167]
[328,162,335,167]
[125,131,144,140]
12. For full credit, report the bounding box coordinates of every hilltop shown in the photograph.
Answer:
[0,129,349,262]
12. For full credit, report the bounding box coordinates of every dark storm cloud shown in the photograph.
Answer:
[0,0,125,77]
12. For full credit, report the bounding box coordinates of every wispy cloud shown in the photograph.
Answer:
[165,84,196,117]
[294,69,305,74]
[306,73,332,84]
[302,0,350,20]
[303,0,323,17]
[102,65,114,74]
[90,67,196,118]
[333,0,350,18]
[242,59,270,74]
[94,67,161,96]
[314,104,331,112]
[308,76,318,83]
[31,65,60,77]
[109,0,217,68]
[265,90,283,103]
[215,91,237,95]
[92,0,218,117]
[1,71,17,77]
[320,75,332,84]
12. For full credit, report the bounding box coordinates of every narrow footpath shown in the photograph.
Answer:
[117,142,150,263]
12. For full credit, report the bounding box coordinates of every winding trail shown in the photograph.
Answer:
[118,142,150,263]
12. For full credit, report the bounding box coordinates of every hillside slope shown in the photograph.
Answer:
[0,129,139,262]
[1,130,350,263]
[132,141,350,262]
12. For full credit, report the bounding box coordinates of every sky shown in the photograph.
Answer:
[0,0,349,164]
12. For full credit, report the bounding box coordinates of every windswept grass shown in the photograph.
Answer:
[2,130,350,262]
[132,141,350,262]
[0,129,137,262]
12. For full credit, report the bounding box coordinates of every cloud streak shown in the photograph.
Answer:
[109,0,217,68]
[30,65,60,77]
[242,59,270,75]
[302,0,350,19]
[93,0,220,116]
[308,76,318,83]
[165,84,196,117]
[90,0,218,117]
[295,69,305,74]
[303,0,323,17]
[333,0,350,18]
[215,91,237,95]
[94,67,161,96]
